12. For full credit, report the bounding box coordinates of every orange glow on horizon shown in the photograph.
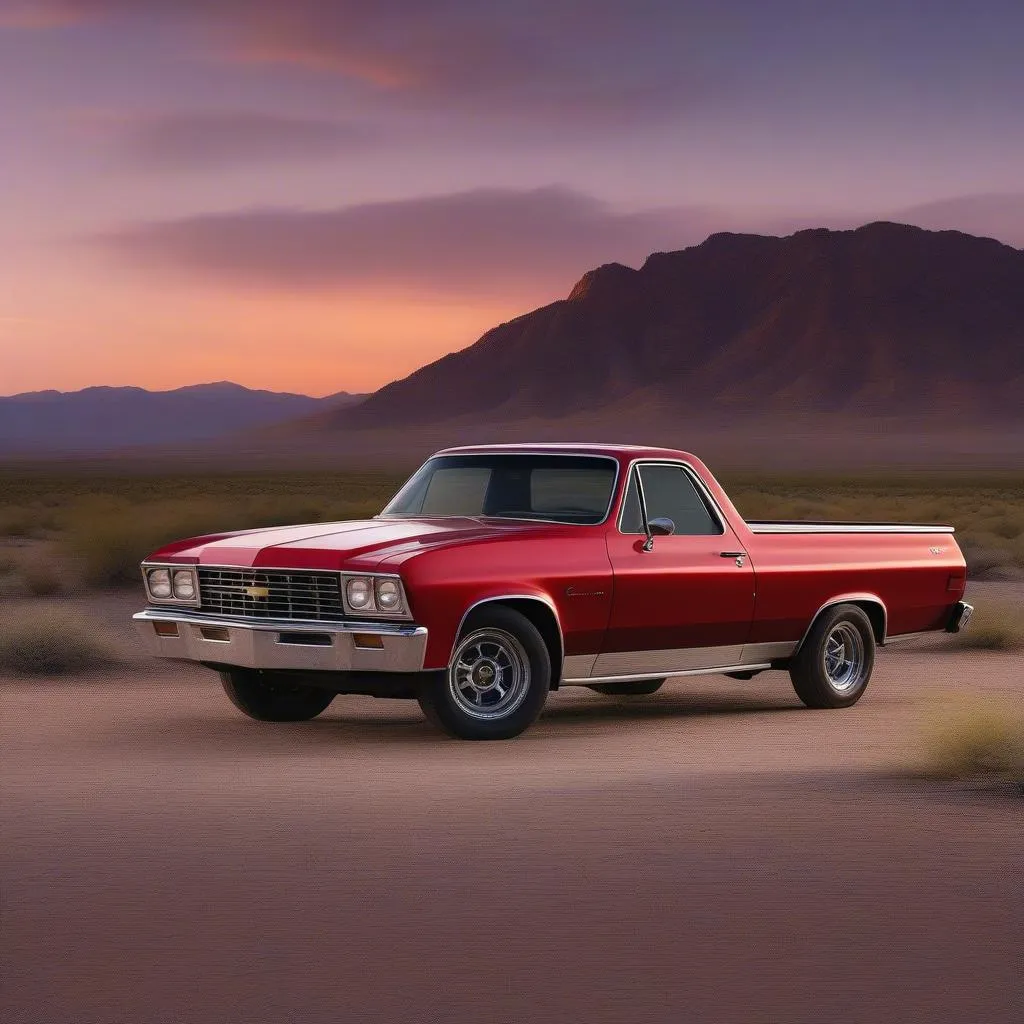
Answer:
[0,280,531,397]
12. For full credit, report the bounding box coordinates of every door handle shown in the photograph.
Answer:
[721,551,747,568]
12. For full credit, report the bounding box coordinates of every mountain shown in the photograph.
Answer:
[0,382,363,452]
[330,222,1024,429]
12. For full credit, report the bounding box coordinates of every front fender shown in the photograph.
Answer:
[417,585,560,670]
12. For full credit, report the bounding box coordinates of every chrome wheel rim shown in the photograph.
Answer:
[823,622,865,692]
[449,628,530,720]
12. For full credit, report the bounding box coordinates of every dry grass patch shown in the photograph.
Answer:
[922,700,1024,784]
[951,602,1024,651]
[19,558,61,597]
[0,605,116,675]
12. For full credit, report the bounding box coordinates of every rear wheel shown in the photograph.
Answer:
[418,607,550,740]
[587,679,665,696]
[789,604,875,709]
[220,669,335,722]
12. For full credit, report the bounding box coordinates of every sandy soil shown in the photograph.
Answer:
[2,585,1022,1023]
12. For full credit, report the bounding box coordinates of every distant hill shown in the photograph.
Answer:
[328,222,1024,428]
[0,382,363,452]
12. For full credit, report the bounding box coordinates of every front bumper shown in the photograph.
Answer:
[946,601,975,633]
[133,609,428,673]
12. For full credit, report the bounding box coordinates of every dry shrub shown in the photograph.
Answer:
[20,560,61,597]
[0,507,35,537]
[952,602,1024,651]
[62,501,234,587]
[0,606,115,675]
[0,505,57,539]
[960,543,1020,581]
[923,701,1024,782]
[990,517,1023,540]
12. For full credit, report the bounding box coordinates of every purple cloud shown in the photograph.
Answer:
[3,1,712,121]
[94,186,724,297]
[90,184,1024,301]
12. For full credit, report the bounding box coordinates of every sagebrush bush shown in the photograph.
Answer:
[959,542,1019,581]
[923,701,1024,782]
[0,606,115,675]
[951,602,1024,651]
[20,560,62,597]
[0,507,35,538]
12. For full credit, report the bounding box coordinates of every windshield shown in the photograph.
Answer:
[381,454,618,525]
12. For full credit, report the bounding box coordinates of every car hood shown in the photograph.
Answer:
[160,517,549,571]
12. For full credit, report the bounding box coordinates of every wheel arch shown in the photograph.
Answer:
[453,595,564,688]
[797,594,887,652]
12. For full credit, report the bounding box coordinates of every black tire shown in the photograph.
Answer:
[587,679,665,696]
[220,669,335,722]
[418,606,551,740]
[789,604,875,709]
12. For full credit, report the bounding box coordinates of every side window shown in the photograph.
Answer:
[620,465,723,536]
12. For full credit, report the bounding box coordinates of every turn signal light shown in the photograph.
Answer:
[353,633,385,650]
[153,621,179,638]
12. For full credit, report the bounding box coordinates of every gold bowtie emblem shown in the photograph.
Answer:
[245,586,270,599]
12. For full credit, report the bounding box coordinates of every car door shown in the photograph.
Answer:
[596,461,755,678]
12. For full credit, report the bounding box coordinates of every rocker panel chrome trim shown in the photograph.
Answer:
[740,640,798,663]
[561,653,597,679]
[562,663,774,686]
[591,644,744,678]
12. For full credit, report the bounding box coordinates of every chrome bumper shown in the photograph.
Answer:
[133,609,428,673]
[946,601,975,633]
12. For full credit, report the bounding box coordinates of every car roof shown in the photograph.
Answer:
[434,442,697,462]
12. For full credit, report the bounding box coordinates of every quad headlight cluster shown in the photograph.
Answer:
[143,564,200,605]
[341,573,411,619]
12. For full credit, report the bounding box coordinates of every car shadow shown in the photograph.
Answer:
[91,687,808,757]
[541,689,804,725]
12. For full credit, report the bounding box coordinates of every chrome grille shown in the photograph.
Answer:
[197,567,345,621]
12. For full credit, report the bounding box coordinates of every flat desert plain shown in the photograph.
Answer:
[2,584,1022,1023]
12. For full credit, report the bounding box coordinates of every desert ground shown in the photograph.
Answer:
[2,582,1021,1024]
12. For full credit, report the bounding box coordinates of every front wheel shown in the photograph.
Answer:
[789,604,875,709]
[418,607,551,740]
[220,669,335,722]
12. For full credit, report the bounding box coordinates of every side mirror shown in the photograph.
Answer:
[649,517,675,536]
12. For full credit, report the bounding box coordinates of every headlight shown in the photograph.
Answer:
[172,570,196,600]
[147,568,172,599]
[346,577,374,610]
[375,578,403,612]
[342,574,410,618]
[144,564,199,604]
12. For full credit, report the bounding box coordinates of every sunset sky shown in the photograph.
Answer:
[1,0,1022,397]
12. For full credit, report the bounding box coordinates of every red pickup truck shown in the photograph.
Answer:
[134,444,972,740]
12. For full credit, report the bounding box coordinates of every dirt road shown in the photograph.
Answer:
[2,613,1022,1023]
